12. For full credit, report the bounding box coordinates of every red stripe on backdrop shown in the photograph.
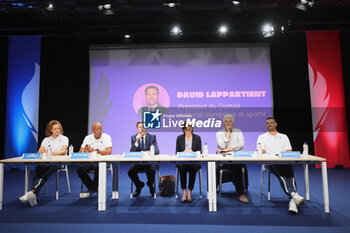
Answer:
[307,31,350,168]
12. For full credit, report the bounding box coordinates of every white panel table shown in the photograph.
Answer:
[0,154,328,213]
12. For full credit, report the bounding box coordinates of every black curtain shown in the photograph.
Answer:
[39,37,89,151]
[269,32,314,154]
[0,38,8,159]
[340,31,350,155]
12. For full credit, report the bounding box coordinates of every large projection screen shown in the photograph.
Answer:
[89,44,273,154]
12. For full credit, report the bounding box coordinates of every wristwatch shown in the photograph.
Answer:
[96,149,100,153]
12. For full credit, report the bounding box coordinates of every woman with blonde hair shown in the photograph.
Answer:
[19,120,69,207]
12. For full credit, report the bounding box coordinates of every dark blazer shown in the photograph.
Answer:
[130,133,160,155]
[176,133,202,153]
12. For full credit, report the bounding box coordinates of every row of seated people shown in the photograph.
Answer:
[18,115,304,214]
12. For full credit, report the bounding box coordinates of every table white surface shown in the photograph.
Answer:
[0,154,328,213]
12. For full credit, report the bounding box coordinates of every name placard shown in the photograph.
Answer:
[233,151,252,158]
[124,152,143,158]
[280,151,301,158]
[22,153,41,160]
[177,152,197,159]
[70,153,90,159]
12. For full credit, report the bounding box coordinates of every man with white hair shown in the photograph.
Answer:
[216,114,249,203]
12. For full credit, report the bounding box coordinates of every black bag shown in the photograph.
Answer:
[159,175,175,196]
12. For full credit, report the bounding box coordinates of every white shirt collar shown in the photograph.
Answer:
[50,134,61,140]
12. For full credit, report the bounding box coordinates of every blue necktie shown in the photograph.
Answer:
[141,137,145,151]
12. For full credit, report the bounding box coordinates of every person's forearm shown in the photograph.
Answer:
[98,149,112,155]
[53,150,66,156]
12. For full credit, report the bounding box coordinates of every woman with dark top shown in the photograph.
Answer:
[176,123,202,203]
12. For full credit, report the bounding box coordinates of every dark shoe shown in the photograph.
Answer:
[181,197,187,203]
[134,182,145,197]
[187,198,193,203]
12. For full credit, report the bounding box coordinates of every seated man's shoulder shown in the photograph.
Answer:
[216,129,226,134]
[232,128,242,133]
[102,133,112,139]
[148,133,156,138]
[278,132,289,139]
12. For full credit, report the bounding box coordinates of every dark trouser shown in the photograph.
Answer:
[32,165,61,195]
[218,163,248,195]
[177,164,201,190]
[128,164,156,188]
[268,164,297,197]
[77,164,99,192]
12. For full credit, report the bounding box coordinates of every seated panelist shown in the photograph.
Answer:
[128,121,159,197]
[19,120,68,207]
[176,122,202,203]
[77,122,112,199]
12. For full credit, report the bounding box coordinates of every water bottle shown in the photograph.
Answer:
[203,143,208,155]
[47,145,52,159]
[303,142,308,156]
[150,145,155,156]
[257,143,262,156]
[69,144,74,156]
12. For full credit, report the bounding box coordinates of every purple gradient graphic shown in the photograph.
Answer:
[89,46,273,154]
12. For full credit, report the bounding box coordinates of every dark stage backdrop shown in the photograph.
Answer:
[36,34,315,154]
[269,32,315,154]
[39,37,89,151]
[340,31,350,158]
[0,38,8,159]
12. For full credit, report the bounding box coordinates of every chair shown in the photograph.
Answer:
[175,165,202,199]
[260,164,272,200]
[80,164,114,192]
[44,164,71,200]
[130,166,160,199]
[218,165,248,195]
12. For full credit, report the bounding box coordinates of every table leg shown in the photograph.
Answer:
[112,162,119,199]
[207,162,212,212]
[25,164,30,193]
[321,162,330,213]
[211,162,217,212]
[0,163,4,210]
[303,164,310,200]
[206,162,209,200]
[98,162,107,211]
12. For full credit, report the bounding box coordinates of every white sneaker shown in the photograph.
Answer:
[19,193,28,203]
[26,191,37,207]
[80,190,96,199]
[292,193,305,206]
[289,198,298,214]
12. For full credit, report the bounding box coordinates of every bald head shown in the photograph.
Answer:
[92,122,102,139]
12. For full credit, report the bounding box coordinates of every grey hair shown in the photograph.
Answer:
[223,114,234,122]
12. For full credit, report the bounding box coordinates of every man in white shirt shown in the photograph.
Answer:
[77,122,112,198]
[257,117,305,214]
[216,114,249,203]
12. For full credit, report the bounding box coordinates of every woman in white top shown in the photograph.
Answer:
[19,120,69,207]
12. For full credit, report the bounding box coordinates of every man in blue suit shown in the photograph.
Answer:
[128,121,160,197]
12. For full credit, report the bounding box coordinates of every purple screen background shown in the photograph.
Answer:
[89,45,273,154]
